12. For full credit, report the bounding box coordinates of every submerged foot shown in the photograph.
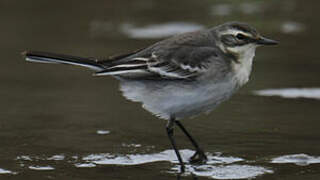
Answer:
[180,164,185,173]
[189,150,207,164]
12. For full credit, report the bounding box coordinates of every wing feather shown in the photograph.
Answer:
[95,46,221,79]
[145,46,220,79]
[95,30,226,79]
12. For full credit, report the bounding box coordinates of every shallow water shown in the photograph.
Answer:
[1,0,320,179]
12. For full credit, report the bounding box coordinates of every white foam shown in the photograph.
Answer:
[0,168,16,175]
[96,130,110,135]
[171,164,273,179]
[253,88,320,100]
[271,154,320,166]
[28,165,55,171]
[121,22,204,39]
[47,155,65,161]
[74,163,96,168]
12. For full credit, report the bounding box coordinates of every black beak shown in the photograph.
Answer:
[256,36,279,45]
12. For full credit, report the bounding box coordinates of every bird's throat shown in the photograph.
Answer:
[231,48,255,86]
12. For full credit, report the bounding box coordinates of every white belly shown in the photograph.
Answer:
[119,76,238,120]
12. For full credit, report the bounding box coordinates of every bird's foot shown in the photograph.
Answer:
[179,164,185,173]
[189,150,207,164]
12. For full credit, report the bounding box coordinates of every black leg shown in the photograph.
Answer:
[166,117,185,173]
[175,121,207,164]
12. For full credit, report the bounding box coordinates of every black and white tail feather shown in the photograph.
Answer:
[24,51,105,71]
[23,50,151,77]
[23,46,217,80]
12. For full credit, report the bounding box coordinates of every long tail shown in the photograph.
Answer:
[23,51,105,71]
[23,50,151,77]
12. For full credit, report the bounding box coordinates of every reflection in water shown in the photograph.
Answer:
[211,2,264,16]
[12,151,320,178]
[271,154,320,166]
[16,154,65,161]
[74,163,96,168]
[47,155,65,161]
[14,149,271,179]
[121,143,142,148]
[176,173,198,180]
[239,2,263,14]
[80,149,272,179]
[16,155,32,161]
[211,4,233,16]
[89,21,205,39]
[120,23,204,39]
[253,88,320,100]
[1,0,320,179]
[281,21,305,34]
[171,164,272,180]
[81,149,242,165]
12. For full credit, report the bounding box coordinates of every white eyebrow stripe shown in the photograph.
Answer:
[132,57,149,61]
[110,64,146,68]
[220,29,252,37]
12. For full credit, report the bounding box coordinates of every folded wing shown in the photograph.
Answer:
[95,46,221,80]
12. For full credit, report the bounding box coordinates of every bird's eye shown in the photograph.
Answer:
[236,33,246,40]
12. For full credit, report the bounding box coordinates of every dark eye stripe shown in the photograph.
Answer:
[221,34,257,47]
[236,33,246,40]
[236,33,257,45]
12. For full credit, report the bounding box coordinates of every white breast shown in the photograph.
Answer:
[231,47,256,86]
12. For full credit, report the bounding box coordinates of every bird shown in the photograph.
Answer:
[23,21,278,173]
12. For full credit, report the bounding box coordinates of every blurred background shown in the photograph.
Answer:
[1,0,320,179]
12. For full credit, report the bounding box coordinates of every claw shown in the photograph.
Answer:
[189,150,207,164]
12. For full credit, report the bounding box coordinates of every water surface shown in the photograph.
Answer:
[1,0,320,179]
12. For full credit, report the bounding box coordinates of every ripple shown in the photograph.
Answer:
[253,88,320,100]
[271,154,320,166]
[120,22,204,39]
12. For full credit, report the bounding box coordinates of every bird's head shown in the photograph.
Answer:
[214,22,278,59]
